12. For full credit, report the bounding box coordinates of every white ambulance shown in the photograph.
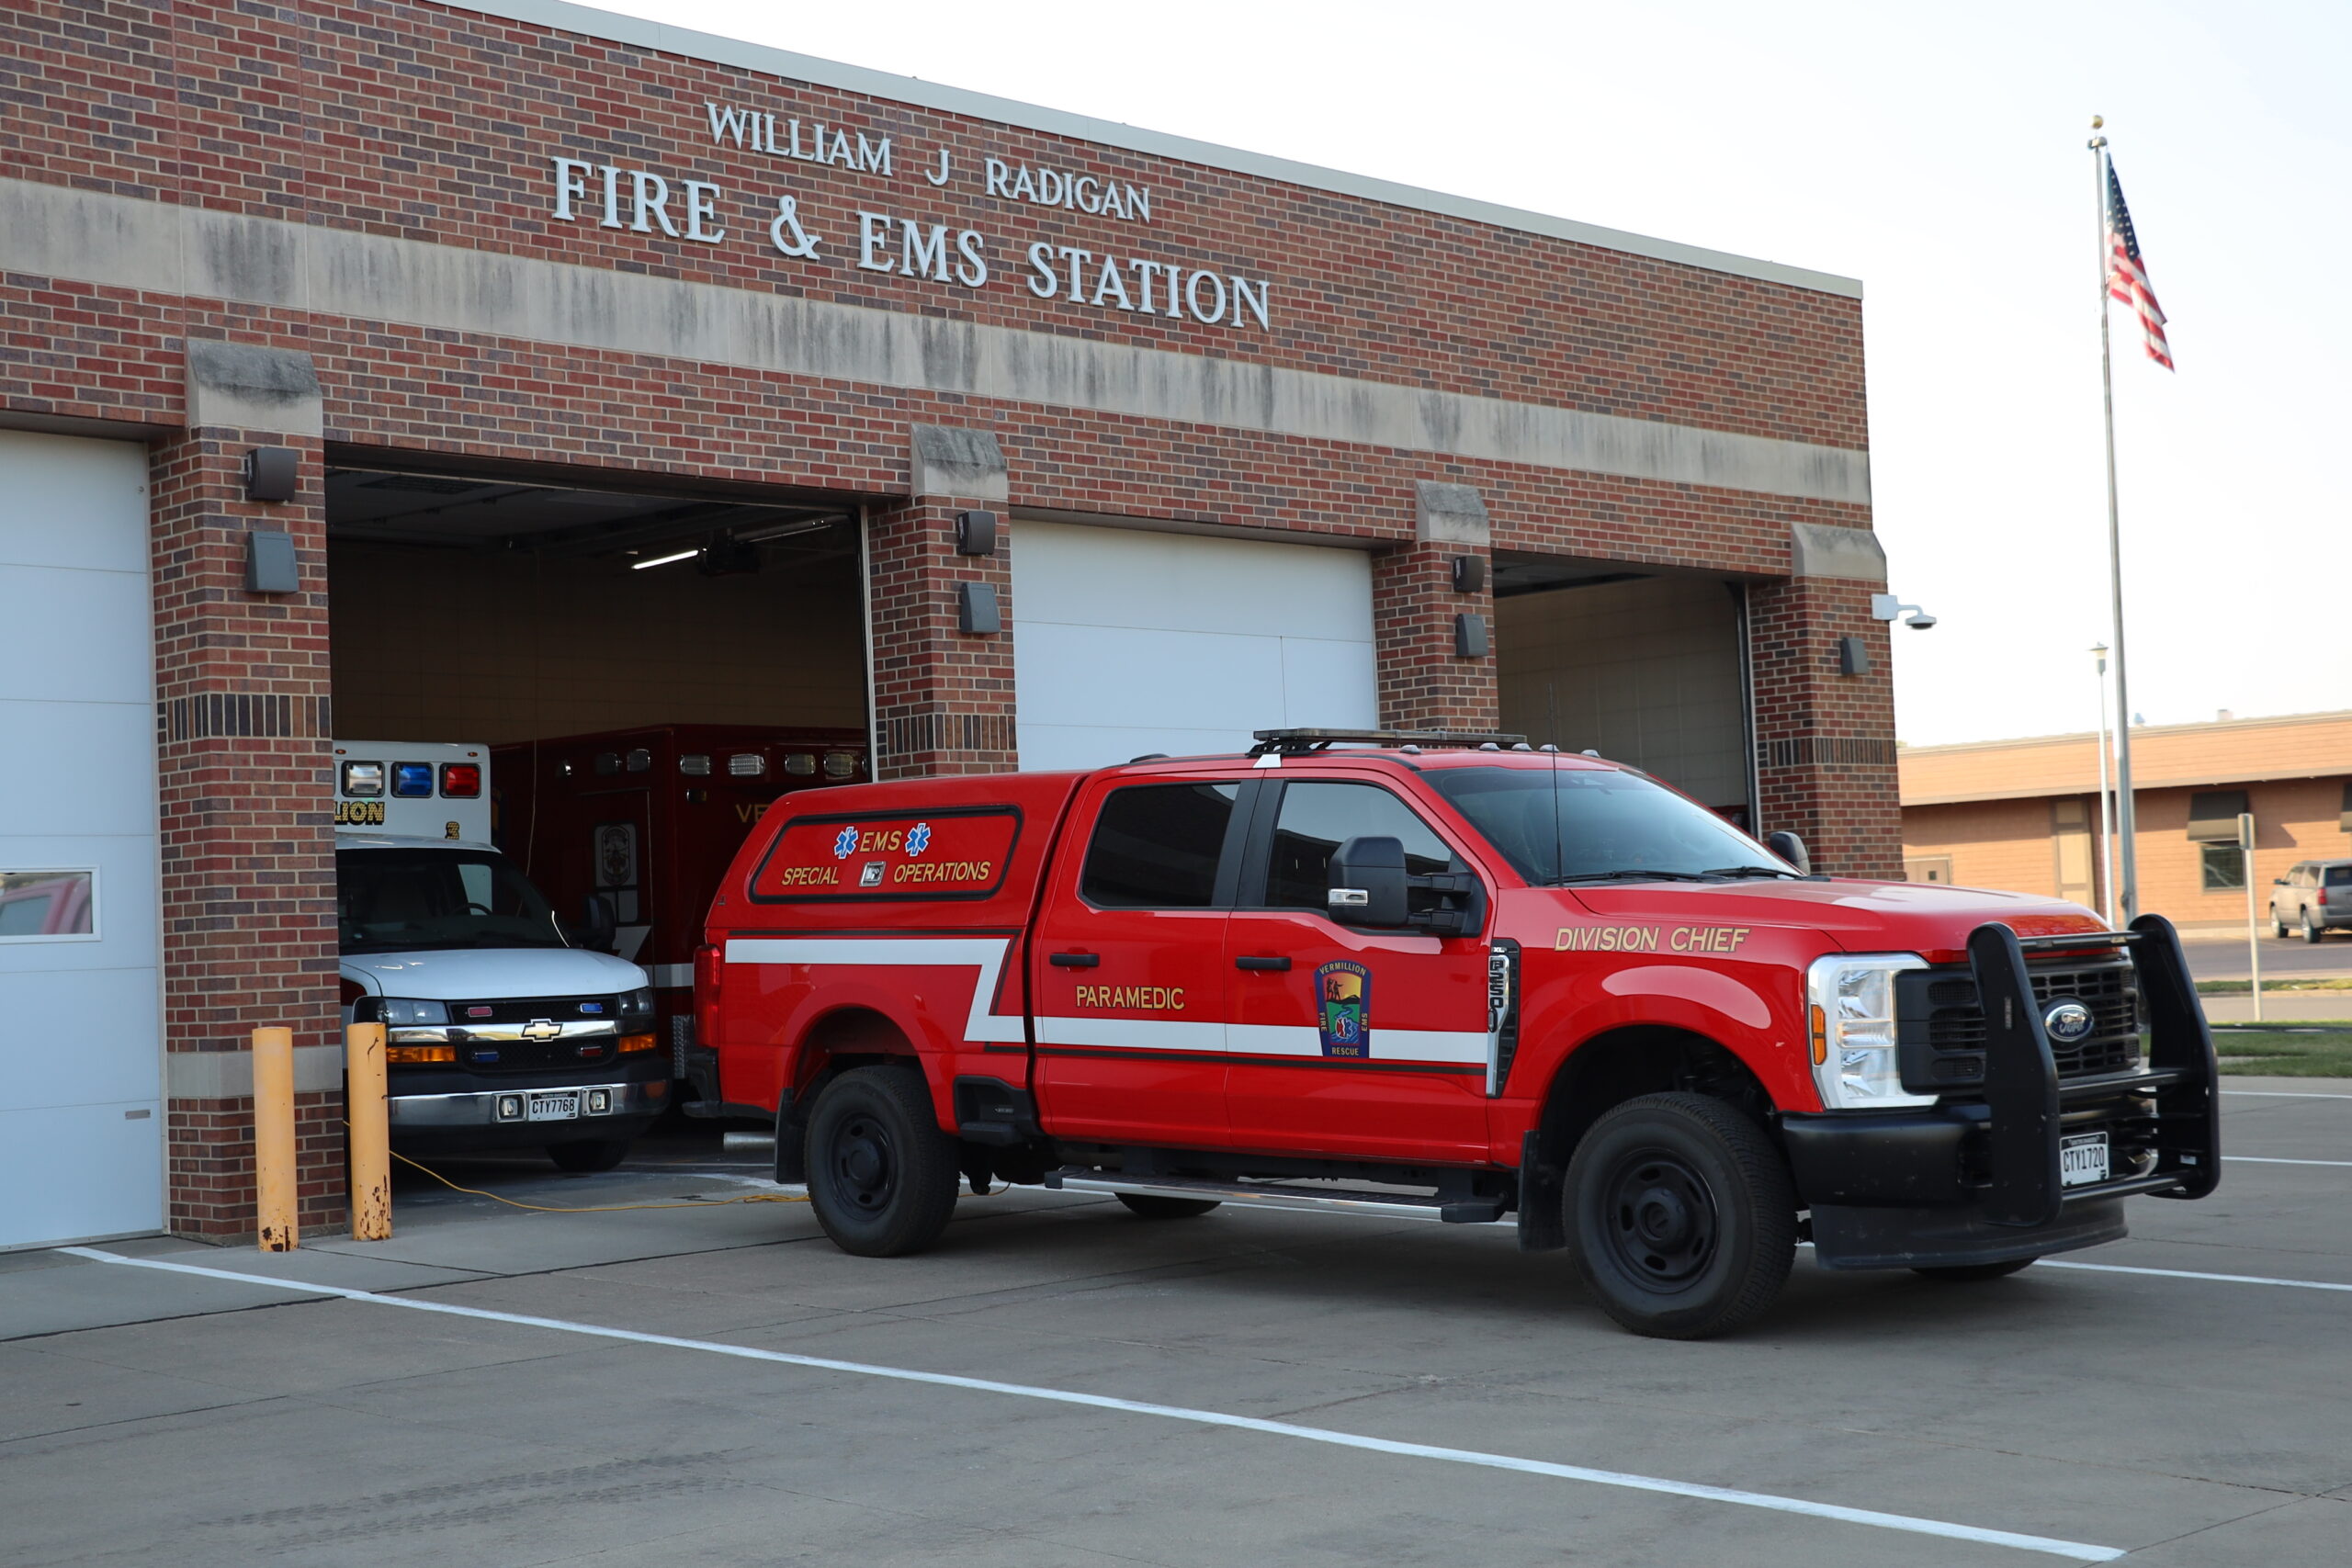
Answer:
[334,741,664,1171]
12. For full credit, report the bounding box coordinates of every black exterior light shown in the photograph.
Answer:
[243,445,299,502]
[955,510,999,557]
[244,529,298,593]
[1838,635,1872,676]
[1450,555,1486,593]
[958,581,1001,635]
[1453,613,1488,659]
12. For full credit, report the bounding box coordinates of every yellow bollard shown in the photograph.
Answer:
[345,1022,392,1240]
[252,1026,299,1251]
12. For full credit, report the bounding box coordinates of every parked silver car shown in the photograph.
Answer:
[2271,859,2352,942]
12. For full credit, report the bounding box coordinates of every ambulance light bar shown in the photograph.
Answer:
[392,762,435,797]
[341,761,385,797]
[440,763,481,798]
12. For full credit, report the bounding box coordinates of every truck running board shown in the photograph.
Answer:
[1044,1169,1508,1224]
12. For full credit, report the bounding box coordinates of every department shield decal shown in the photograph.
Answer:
[1315,960,1371,1059]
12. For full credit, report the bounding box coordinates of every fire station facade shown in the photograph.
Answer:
[0,0,1891,1244]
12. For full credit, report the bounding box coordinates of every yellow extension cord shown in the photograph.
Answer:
[382,1140,813,1214]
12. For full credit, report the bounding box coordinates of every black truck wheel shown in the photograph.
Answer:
[1912,1258,2038,1281]
[1566,1093,1796,1340]
[806,1066,961,1257]
[1115,1193,1221,1219]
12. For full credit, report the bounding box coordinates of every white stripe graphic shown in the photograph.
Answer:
[2037,1258,2352,1294]
[2227,1156,2352,1168]
[56,1248,2123,1562]
[1225,1022,1488,1065]
[724,937,1023,1043]
[1035,1014,1224,1053]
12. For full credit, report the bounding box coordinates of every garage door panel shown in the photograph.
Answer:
[0,699,157,839]
[0,433,149,574]
[0,565,153,703]
[1276,637,1381,728]
[0,837,158,974]
[0,966,163,1108]
[1013,521,1377,772]
[0,1102,163,1250]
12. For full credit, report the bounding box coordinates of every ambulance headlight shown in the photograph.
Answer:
[617,987,655,1029]
[1804,954,1935,1111]
[381,998,449,1027]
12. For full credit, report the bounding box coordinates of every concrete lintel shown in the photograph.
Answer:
[1415,481,1491,548]
[1788,521,1887,582]
[166,1045,347,1100]
[910,424,1008,502]
[185,341,323,437]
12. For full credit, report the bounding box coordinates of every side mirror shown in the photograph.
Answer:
[1766,830,1812,876]
[2274,878,2289,886]
[1328,835,1410,928]
[574,893,618,953]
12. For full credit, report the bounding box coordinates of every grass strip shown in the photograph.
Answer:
[2214,1029,2352,1077]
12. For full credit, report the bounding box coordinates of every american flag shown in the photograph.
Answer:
[2105,162,2172,370]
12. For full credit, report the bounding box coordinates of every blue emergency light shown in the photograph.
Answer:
[391,762,435,797]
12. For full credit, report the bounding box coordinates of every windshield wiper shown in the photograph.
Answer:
[1555,869,1717,884]
[1702,865,1804,880]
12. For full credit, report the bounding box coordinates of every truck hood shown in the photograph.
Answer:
[1561,877,2107,962]
[341,946,649,1000]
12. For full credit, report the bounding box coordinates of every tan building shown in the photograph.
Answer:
[1900,711,2352,929]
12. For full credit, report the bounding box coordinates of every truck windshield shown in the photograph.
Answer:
[1426,766,1790,886]
[337,849,569,954]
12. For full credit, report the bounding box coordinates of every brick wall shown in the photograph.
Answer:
[1747,576,1901,879]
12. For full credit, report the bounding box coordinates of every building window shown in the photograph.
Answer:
[2200,843,2246,893]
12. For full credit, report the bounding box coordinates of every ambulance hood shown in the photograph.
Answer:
[1559,876,2107,963]
[341,946,649,1000]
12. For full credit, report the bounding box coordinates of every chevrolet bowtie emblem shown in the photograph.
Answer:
[520,1018,560,1042]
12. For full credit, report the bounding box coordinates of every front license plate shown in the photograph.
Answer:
[2060,1131,2109,1189]
[526,1092,580,1122]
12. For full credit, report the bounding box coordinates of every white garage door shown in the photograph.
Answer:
[0,431,163,1249]
[1012,521,1378,771]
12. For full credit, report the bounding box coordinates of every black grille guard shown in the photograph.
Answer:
[1966,915,2221,1228]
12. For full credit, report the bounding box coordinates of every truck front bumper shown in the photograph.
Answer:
[388,1077,667,1147]
[1782,913,2221,1272]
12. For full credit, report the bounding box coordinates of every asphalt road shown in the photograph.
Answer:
[2183,931,2352,983]
[7,1090,2352,1568]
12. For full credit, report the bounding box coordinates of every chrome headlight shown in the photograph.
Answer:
[381,998,448,1027]
[1804,954,1934,1111]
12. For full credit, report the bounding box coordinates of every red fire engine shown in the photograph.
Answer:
[688,729,2220,1338]
[493,725,866,1077]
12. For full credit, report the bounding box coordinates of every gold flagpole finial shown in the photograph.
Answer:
[2090,114,2103,130]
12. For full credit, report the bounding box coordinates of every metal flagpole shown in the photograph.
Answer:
[2092,642,2116,927]
[2090,118,2139,923]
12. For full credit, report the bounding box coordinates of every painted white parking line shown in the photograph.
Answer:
[2227,1156,2352,1168]
[59,1247,2121,1563]
[2036,1258,2352,1293]
[2221,1090,2352,1100]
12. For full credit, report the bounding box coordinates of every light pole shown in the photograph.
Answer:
[2092,642,2116,928]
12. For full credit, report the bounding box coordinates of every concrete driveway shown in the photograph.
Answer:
[6,1088,2352,1568]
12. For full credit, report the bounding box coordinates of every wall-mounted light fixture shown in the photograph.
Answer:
[1453,613,1488,659]
[955,510,999,557]
[245,529,298,593]
[244,446,299,502]
[958,581,1001,635]
[1838,635,1871,676]
[1450,555,1486,594]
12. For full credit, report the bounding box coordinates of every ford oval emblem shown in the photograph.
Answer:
[2043,1000,2096,1044]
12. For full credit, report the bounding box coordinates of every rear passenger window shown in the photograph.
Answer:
[2327,866,2352,886]
[1261,783,1463,911]
[1080,784,1239,908]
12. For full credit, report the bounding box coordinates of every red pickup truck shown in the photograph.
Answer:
[689,728,2219,1338]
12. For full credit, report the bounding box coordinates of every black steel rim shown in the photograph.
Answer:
[831,1111,898,1215]
[1600,1147,1720,1290]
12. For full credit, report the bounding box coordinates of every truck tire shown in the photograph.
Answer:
[546,1136,631,1173]
[1912,1258,2037,1281]
[2305,908,2326,944]
[1115,1193,1221,1219]
[806,1066,960,1257]
[1565,1092,1796,1340]
[2271,905,2289,939]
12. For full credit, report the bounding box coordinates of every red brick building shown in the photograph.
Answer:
[0,0,1888,1245]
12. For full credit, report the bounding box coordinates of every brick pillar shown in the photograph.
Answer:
[156,342,344,1240]
[1748,522,1901,880]
[1375,480,1498,732]
[867,425,1017,778]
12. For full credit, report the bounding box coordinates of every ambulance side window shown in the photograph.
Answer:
[1259,784,1462,912]
[1080,783,1240,908]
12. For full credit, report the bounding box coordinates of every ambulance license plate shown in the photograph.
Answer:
[2059,1132,2109,1189]
[526,1092,580,1122]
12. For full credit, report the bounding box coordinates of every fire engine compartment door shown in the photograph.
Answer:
[1224,779,1492,1163]
[1029,778,1250,1146]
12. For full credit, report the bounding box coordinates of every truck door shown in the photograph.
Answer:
[1029,777,1248,1147]
[1223,778,1491,1162]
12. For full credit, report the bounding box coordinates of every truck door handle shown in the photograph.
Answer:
[1235,955,1292,972]
[1048,952,1100,968]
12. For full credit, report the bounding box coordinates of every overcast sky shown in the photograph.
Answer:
[590,0,2347,747]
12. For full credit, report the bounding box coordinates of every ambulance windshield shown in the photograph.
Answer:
[336,848,569,954]
[1427,766,1790,886]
